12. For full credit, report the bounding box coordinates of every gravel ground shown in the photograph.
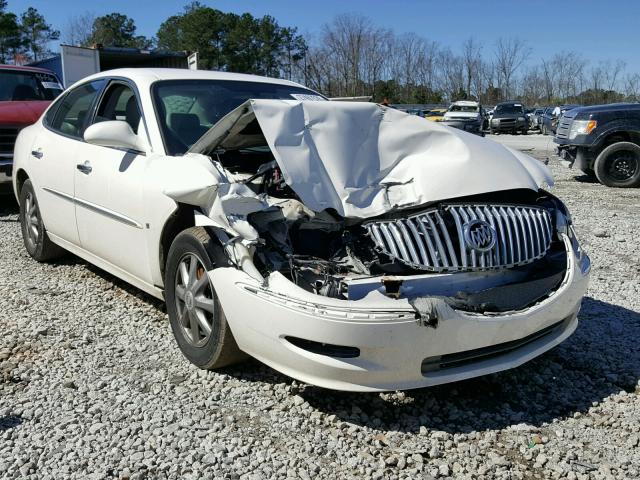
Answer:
[1,133,639,480]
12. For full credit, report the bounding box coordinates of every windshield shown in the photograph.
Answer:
[153,79,325,155]
[495,104,524,114]
[0,69,62,101]
[449,105,478,113]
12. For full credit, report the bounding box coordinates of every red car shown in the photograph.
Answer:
[0,65,63,184]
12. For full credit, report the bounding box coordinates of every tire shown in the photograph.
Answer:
[521,128,527,135]
[165,226,246,369]
[19,179,65,262]
[594,141,640,188]
[489,128,495,135]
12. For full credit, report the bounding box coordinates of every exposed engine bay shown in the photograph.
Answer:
[174,99,570,316]
[210,140,568,315]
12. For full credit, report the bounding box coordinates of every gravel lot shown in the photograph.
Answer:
[1,133,639,480]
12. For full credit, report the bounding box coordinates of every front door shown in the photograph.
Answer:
[73,81,152,283]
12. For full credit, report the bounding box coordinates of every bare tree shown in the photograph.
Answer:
[321,13,374,96]
[624,73,640,101]
[520,65,546,105]
[462,37,482,99]
[361,27,393,98]
[494,37,530,99]
[438,48,464,101]
[63,12,96,46]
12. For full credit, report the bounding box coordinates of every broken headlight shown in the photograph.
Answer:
[553,204,583,259]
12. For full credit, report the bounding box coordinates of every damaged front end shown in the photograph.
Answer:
[165,99,590,391]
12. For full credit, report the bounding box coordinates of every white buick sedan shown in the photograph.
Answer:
[12,69,591,391]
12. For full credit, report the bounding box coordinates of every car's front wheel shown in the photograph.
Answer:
[19,179,65,262]
[594,141,640,188]
[165,227,246,369]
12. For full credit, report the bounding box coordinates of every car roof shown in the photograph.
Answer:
[451,100,479,106]
[0,64,58,75]
[78,68,306,90]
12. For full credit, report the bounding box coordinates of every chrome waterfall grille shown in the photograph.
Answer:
[364,204,553,272]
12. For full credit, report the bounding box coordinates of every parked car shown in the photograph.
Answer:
[13,68,590,391]
[541,105,581,136]
[530,108,545,131]
[424,107,447,121]
[441,100,484,135]
[0,65,63,183]
[540,106,556,135]
[489,101,528,134]
[555,103,640,187]
[405,108,428,118]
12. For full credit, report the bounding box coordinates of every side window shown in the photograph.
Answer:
[94,83,141,134]
[49,80,105,138]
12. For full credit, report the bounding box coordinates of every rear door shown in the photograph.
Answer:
[30,79,105,245]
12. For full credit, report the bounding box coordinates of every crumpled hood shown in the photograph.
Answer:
[190,100,553,218]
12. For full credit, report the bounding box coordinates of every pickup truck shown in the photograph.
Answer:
[0,65,62,184]
[555,103,640,187]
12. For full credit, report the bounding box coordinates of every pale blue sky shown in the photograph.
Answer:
[8,0,640,71]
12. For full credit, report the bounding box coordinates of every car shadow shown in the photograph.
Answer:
[229,297,639,434]
[573,174,599,184]
[0,194,18,215]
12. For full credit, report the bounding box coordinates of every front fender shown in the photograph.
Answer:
[592,119,640,148]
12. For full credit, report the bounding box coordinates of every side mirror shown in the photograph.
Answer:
[84,120,146,153]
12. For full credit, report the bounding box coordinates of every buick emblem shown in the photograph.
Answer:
[463,220,496,252]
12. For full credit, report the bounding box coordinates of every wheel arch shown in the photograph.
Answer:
[15,168,29,197]
[158,203,197,280]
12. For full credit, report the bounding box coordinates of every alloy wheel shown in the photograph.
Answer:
[24,191,40,248]
[174,253,216,347]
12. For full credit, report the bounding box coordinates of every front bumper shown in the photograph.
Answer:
[211,235,590,391]
[491,120,527,132]
[555,142,596,171]
[442,121,483,135]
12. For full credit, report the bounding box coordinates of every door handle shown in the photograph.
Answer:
[31,150,43,159]
[76,162,92,174]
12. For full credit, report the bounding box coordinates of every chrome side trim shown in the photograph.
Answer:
[42,186,74,202]
[41,187,142,229]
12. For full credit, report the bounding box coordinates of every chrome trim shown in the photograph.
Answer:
[42,187,142,229]
[42,186,74,202]
[365,204,553,272]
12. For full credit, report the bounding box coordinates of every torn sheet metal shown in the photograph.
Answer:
[189,100,554,218]
[160,153,269,243]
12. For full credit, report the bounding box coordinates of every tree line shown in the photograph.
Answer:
[303,14,639,106]
[1,1,638,107]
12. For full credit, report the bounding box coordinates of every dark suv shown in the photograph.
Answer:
[489,101,528,134]
[555,103,640,187]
